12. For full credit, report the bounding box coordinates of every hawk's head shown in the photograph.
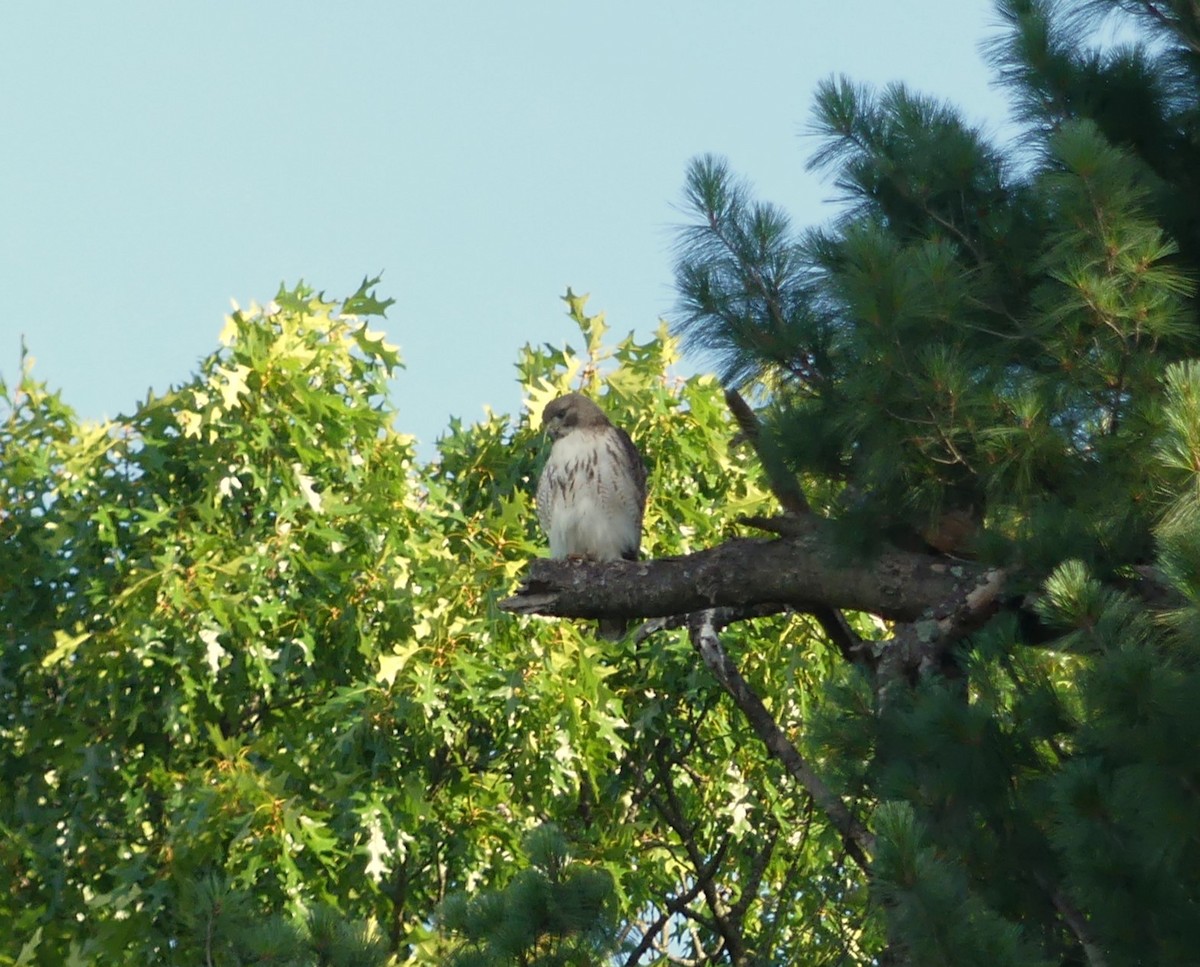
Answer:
[541,392,610,441]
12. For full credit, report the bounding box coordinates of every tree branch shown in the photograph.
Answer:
[687,608,875,871]
[728,824,778,936]
[631,603,795,644]
[500,515,1005,629]
[723,389,864,665]
[876,565,1008,686]
[648,747,746,964]
[723,388,809,515]
[1035,873,1109,967]
[621,870,715,967]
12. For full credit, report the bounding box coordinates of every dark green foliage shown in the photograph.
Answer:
[673,1,1200,963]
[439,824,617,967]
[872,802,1054,967]
[990,0,1200,297]
[677,91,1193,567]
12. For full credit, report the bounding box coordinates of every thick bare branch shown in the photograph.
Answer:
[500,516,1005,629]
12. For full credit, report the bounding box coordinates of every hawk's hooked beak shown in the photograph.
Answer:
[541,413,565,441]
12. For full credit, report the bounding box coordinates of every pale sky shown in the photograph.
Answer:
[1,2,1014,454]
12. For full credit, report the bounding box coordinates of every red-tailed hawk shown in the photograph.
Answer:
[536,392,648,638]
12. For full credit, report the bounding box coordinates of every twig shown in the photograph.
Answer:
[1035,873,1109,967]
[621,872,713,967]
[633,603,794,643]
[649,746,746,963]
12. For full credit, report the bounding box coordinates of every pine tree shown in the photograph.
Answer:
[507,1,1200,963]
[438,824,618,967]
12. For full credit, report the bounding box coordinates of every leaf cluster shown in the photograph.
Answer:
[1,284,870,964]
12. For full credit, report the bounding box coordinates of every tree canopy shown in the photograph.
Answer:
[6,1,1200,965]
[4,284,868,964]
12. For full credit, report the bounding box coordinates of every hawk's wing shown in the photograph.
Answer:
[535,449,561,541]
[609,425,647,560]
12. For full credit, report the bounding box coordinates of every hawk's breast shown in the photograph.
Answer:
[536,427,644,562]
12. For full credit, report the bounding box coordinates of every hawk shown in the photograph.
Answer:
[535,392,648,639]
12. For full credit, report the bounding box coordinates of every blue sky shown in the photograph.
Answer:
[1,2,1014,455]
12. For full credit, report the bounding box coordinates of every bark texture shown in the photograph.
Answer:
[500,515,1005,634]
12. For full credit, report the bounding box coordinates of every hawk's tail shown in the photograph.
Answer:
[602,549,638,639]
